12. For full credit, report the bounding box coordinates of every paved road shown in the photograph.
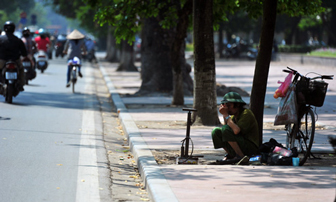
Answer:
[0,57,110,202]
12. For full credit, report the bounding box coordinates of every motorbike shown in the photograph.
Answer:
[55,41,66,58]
[0,60,21,103]
[55,34,67,58]
[86,49,96,63]
[223,42,258,60]
[22,58,36,85]
[35,50,48,73]
[69,57,81,93]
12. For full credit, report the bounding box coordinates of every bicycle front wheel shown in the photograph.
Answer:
[72,80,75,93]
[297,108,315,165]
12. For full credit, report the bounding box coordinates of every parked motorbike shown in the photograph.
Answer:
[223,42,258,60]
[35,50,48,73]
[0,60,21,103]
[22,58,36,85]
[69,57,81,93]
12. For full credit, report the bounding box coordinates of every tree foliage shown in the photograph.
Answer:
[86,0,241,44]
[88,0,159,43]
[298,15,322,31]
[46,0,107,38]
[238,0,324,18]
[0,0,35,26]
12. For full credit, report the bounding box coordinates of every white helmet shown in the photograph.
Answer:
[72,57,80,65]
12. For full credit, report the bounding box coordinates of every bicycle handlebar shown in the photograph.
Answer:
[282,66,334,81]
[283,69,291,73]
[321,75,334,80]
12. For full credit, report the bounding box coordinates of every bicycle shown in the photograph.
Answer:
[282,67,333,166]
[69,57,81,93]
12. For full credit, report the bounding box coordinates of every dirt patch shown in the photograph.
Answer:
[135,120,285,130]
[302,154,336,167]
[152,149,336,167]
[135,121,328,130]
[152,150,226,165]
[136,120,214,129]
[134,120,335,167]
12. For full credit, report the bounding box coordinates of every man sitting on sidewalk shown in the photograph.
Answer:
[211,92,260,164]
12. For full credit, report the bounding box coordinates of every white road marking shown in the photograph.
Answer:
[76,66,101,202]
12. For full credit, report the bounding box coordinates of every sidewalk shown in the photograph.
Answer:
[98,59,336,202]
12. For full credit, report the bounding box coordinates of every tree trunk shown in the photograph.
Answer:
[284,17,300,45]
[192,0,220,126]
[322,8,336,46]
[138,12,193,95]
[138,17,174,94]
[171,0,193,105]
[250,0,277,146]
[105,26,120,62]
[116,40,138,72]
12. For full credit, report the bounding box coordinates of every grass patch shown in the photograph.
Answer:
[308,48,336,58]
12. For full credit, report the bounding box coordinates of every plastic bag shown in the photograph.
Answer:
[274,84,298,125]
[274,71,293,98]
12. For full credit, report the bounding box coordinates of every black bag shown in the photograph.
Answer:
[259,138,284,153]
[259,138,298,165]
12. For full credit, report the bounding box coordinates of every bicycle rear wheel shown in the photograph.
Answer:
[286,108,315,166]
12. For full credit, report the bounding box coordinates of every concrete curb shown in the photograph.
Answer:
[99,63,178,202]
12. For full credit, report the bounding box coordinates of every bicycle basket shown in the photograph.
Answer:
[296,77,328,107]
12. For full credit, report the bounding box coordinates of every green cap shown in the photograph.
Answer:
[221,92,246,104]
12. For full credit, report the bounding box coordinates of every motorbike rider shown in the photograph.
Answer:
[85,37,96,62]
[63,29,87,88]
[21,27,37,65]
[0,21,29,92]
[34,28,51,54]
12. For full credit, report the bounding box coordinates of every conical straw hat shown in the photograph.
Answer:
[67,29,85,39]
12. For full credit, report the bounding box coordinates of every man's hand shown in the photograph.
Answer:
[219,104,229,117]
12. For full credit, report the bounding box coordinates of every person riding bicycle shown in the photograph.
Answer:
[21,27,37,65]
[63,29,87,88]
[0,21,29,92]
[211,92,260,164]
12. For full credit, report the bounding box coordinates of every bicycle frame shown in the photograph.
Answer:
[71,66,78,82]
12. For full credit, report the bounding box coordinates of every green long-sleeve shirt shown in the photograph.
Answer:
[231,108,259,147]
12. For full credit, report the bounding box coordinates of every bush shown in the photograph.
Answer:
[278,45,315,53]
